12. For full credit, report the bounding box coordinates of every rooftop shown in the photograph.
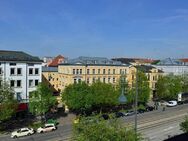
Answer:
[136,65,163,73]
[0,50,42,62]
[42,67,58,72]
[62,56,128,66]
[48,55,65,67]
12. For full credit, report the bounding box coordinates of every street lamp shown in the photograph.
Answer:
[118,74,127,105]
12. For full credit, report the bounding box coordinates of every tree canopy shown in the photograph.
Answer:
[73,116,142,141]
[29,83,57,118]
[0,80,18,121]
[156,74,182,100]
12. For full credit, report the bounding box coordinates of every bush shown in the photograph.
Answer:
[180,116,188,133]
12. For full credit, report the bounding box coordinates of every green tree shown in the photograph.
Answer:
[62,82,93,113]
[180,116,188,133]
[131,71,150,104]
[0,80,18,121]
[182,73,188,93]
[62,81,120,113]
[73,116,142,141]
[90,81,119,107]
[156,74,182,100]
[29,83,57,120]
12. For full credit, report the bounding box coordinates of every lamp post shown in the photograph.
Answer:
[118,74,127,106]
[135,70,138,137]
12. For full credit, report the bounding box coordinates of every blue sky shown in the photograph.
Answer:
[0,0,188,59]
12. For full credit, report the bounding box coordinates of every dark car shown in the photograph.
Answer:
[137,109,145,114]
[146,105,154,111]
[115,112,125,118]
[100,114,110,120]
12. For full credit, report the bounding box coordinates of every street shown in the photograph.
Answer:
[0,104,188,141]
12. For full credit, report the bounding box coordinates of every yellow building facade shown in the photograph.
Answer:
[42,57,163,100]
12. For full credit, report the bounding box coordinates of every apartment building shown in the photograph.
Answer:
[0,50,42,102]
[42,56,136,93]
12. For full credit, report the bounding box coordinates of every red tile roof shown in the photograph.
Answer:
[48,55,65,67]
[179,58,188,62]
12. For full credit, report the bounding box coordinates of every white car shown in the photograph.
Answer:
[37,123,57,133]
[11,127,35,138]
[166,100,177,107]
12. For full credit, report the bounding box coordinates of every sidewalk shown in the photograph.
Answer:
[58,113,76,126]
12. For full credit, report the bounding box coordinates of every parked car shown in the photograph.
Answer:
[37,124,57,133]
[124,110,135,116]
[11,128,35,138]
[146,105,155,111]
[166,100,177,107]
[115,112,125,118]
[137,109,145,114]
[100,114,110,120]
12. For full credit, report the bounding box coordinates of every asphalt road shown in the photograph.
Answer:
[0,104,188,141]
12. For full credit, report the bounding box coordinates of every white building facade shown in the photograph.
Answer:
[152,58,188,76]
[0,51,42,102]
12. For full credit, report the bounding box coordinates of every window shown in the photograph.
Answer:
[74,79,77,84]
[17,80,21,87]
[29,68,33,75]
[113,77,116,83]
[76,69,79,74]
[108,77,110,83]
[80,69,82,74]
[93,69,95,74]
[87,78,89,84]
[98,69,100,74]
[108,69,110,74]
[17,68,22,75]
[10,63,16,66]
[10,80,15,87]
[35,80,39,86]
[103,77,106,83]
[120,69,122,74]
[113,69,115,74]
[10,68,15,75]
[93,77,95,83]
[103,69,106,74]
[98,77,100,81]
[29,80,33,87]
[73,69,75,74]
[0,68,2,75]
[16,93,22,101]
[87,69,90,74]
[35,68,39,75]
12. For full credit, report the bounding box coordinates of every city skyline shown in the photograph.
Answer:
[0,0,188,59]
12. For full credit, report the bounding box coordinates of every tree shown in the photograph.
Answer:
[130,71,150,105]
[73,116,142,141]
[0,80,18,121]
[182,73,188,93]
[180,116,188,133]
[62,82,93,113]
[62,81,120,114]
[29,83,57,120]
[156,74,182,100]
[90,81,119,107]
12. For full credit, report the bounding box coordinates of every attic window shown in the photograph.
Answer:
[10,63,16,66]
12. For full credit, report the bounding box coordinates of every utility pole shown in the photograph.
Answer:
[135,69,138,139]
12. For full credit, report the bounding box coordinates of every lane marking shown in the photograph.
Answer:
[163,126,174,131]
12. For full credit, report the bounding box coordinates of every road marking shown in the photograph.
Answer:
[163,126,174,131]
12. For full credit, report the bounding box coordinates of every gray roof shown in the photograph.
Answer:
[156,58,183,65]
[0,50,42,62]
[61,56,128,66]
[42,67,58,72]
[136,65,163,73]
